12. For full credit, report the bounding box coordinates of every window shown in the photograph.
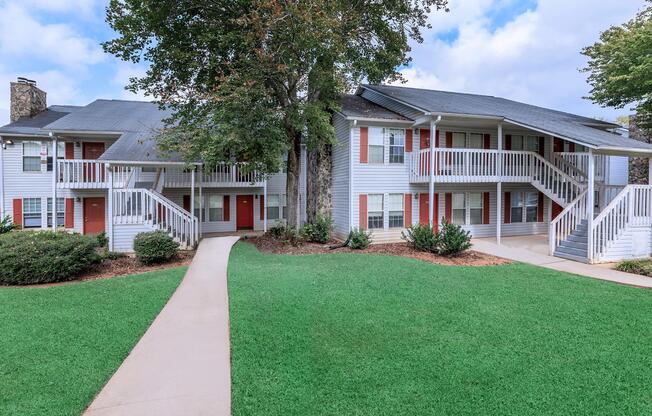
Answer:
[367,194,384,229]
[510,192,523,223]
[46,142,66,172]
[23,141,41,172]
[469,193,483,225]
[510,135,524,150]
[23,198,42,228]
[47,197,65,227]
[194,195,202,219]
[388,129,405,164]
[452,132,466,148]
[368,128,384,163]
[452,193,466,225]
[510,191,539,223]
[525,192,539,222]
[388,194,404,228]
[525,136,539,152]
[208,194,223,221]
[280,194,287,219]
[267,194,280,220]
[141,166,157,173]
[468,133,484,149]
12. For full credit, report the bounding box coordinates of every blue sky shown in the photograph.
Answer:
[0,0,647,124]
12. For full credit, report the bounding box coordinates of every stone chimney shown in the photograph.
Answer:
[10,77,47,122]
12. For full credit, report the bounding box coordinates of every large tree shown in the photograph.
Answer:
[582,3,652,132]
[104,0,447,226]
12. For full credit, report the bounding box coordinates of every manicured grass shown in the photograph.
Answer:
[0,267,186,416]
[228,243,652,415]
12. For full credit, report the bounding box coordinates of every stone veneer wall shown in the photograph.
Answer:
[10,81,46,122]
[629,115,651,184]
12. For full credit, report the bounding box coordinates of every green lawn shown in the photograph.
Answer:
[228,243,652,416]
[0,267,185,416]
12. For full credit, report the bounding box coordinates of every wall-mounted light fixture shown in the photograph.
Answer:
[75,142,81,147]
[75,197,81,203]
[414,193,419,200]
[4,139,13,146]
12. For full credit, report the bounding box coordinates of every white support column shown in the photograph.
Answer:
[107,164,114,251]
[496,122,503,244]
[190,167,196,246]
[648,158,652,185]
[428,116,441,227]
[198,165,203,238]
[0,137,4,219]
[587,149,596,263]
[263,180,268,232]
[51,135,58,230]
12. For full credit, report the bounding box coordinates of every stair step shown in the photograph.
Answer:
[566,234,588,243]
[559,240,587,250]
[555,245,588,258]
[554,250,589,263]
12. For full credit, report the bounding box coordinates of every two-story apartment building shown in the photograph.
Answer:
[2,78,652,264]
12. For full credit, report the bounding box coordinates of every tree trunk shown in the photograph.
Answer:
[285,129,302,228]
[306,144,332,223]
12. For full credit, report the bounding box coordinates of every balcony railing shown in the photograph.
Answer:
[552,152,606,182]
[164,163,264,187]
[57,160,132,189]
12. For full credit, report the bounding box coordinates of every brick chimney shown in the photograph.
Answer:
[10,77,47,122]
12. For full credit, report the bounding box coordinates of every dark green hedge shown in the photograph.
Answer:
[133,231,179,265]
[0,231,100,285]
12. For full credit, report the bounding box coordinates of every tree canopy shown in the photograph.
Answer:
[582,3,652,131]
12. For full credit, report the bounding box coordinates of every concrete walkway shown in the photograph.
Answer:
[472,235,652,289]
[84,236,240,416]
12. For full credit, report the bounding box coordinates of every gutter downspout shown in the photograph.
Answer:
[50,132,57,230]
[429,115,442,227]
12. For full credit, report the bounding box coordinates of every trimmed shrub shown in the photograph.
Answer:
[133,231,179,265]
[349,228,372,250]
[438,218,472,256]
[402,224,439,253]
[0,231,100,285]
[96,231,108,248]
[268,224,304,246]
[0,215,16,234]
[268,224,286,239]
[615,259,652,276]
[301,215,333,244]
[103,251,126,261]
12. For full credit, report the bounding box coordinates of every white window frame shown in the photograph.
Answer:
[368,127,384,164]
[23,141,42,172]
[387,129,405,164]
[207,194,224,222]
[47,142,66,172]
[367,194,384,229]
[23,197,42,228]
[47,197,65,227]
[510,191,539,223]
[452,192,484,226]
[524,136,540,152]
[468,192,483,225]
[388,194,404,228]
[267,194,281,221]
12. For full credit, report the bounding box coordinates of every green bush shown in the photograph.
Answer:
[133,231,179,265]
[348,228,372,250]
[96,231,108,248]
[268,224,286,239]
[0,215,16,234]
[402,224,439,253]
[0,231,100,285]
[615,259,652,276]
[438,218,472,256]
[267,224,304,246]
[102,251,126,261]
[301,215,333,244]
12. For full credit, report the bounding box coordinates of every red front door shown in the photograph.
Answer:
[236,195,254,230]
[419,193,439,231]
[83,142,105,182]
[83,197,106,234]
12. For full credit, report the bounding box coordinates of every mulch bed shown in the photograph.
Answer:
[252,234,510,266]
[81,251,194,281]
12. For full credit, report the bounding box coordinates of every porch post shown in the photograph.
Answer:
[496,122,503,244]
[0,137,4,219]
[51,135,58,230]
[587,149,595,263]
[263,180,268,232]
[428,117,440,227]
[198,165,203,238]
[107,164,114,251]
[648,158,652,185]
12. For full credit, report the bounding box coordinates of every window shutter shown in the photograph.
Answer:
[360,127,368,163]
[405,129,413,153]
[551,201,563,221]
[260,195,265,220]
[445,132,453,148]
[553,137,563,153]
[419,129,429,150]
[404,193,412,226]
[505,135,512,151]
[444,193,452,222]
[223,195,230,221]
[538,192,544,222]
[183,195,190,212]
[568,142,575,152]
[435,130,440,147]
[359,194,368,229]
[12,199,22,227]
[65,198,74,228]
[504,192,511,224]
[65,142,74,159]
[538,136,545,156]
[483,134,491,149]
[483,192,490,224]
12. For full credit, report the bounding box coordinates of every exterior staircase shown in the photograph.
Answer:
[553,219,588,263]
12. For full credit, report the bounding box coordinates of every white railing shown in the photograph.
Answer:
[590,185,652,262]
[551,153,587,183]
[554,152,606,182]
[57,160,132,188]
[113,188,199,247]
[530,152,584,206]
[165,163,263,187]
[549,190,588,256]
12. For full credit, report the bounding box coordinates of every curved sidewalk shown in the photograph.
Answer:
[85,236,240,416]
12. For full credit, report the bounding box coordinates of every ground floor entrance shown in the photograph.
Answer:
[236,195,254,230]
[83,197,105,234]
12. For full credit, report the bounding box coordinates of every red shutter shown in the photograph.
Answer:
[445,132,453,148]
[260,195,265,220]
[404,194,412,227]
[483,133,491,149]
[538,136,545,156]
[65,142,74,159]
[553,137,563,153]
[444,193,452,222]
[551,201,563,221]
[183,195,190,212]
[12,199,22,227]
[359,194,368,229]
[65,198,74,228]
[504,192,511,224]
[223,195,230,221]
[360,127,368,163]
[483,192,490,224]
[405,129,413,153]
[537,192,545,222]
[419,129,429,149]
[505,135,512,150]
[435,130,440,147]
[568,142,575,152]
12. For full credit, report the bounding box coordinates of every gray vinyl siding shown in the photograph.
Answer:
[606,156,628,185]
[597,225,652,262]
[360,88,424,120]
[331,113,350,239]
[113,223,150,252]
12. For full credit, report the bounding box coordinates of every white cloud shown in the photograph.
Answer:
[18,0,103,20]
[399,0,648,120]
[112,62,150,101]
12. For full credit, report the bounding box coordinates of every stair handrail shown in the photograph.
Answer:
[529,152,585,207]
[551,152,587,182]
[147,189,199,247]
[549,189,588,255]
[590,185,632,262]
